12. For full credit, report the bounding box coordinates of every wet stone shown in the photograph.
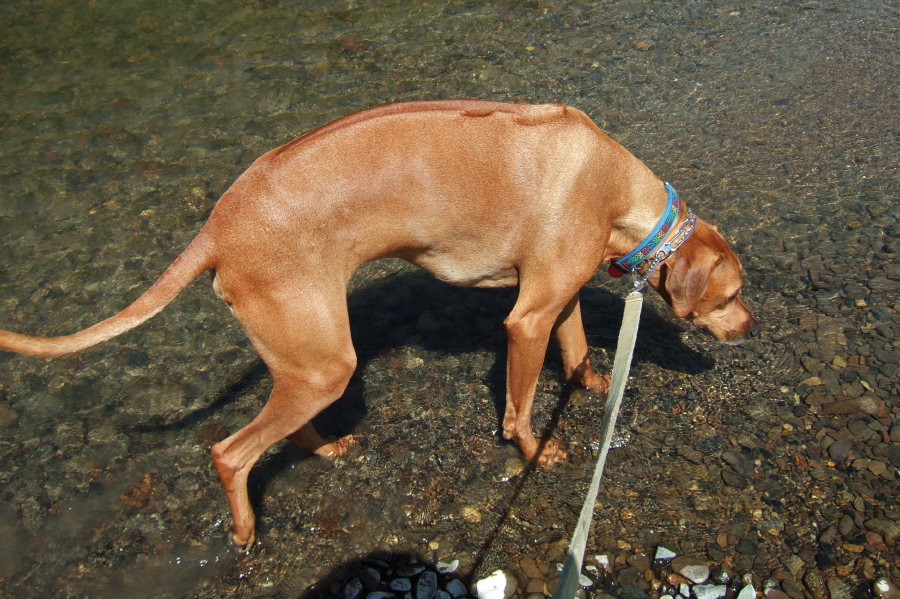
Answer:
[722,469,749,489]
[802,570,827,599]
[874,577,900,599]
[343,578,364,599]
[416,570,438,599]
[736,585,756,599]
[825,576,851,599]
[828,438,853,462]
[735,538,758,556]
[781,579,804,599]
[722,451,754,476]
[360,568,382,592]
[671,556,709,584]
[694,585,728,599]
[390,578,413,592]
[445,580,467,599]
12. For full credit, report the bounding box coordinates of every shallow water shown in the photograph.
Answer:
[1,0,898,597]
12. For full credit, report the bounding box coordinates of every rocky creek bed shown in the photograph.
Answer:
[0,0,898,598]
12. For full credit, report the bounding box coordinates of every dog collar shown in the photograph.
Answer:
[608,182,697,291]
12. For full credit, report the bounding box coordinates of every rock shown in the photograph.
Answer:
[655,545,678,562]
[826,576,852,599]
[823,400,860,415]
[736,584,756,599]
[626,553,651,572]
[858,395,887,417]
[782,579,804,599]
[864,518,900,546]
[671,556,710,584]
[391,578,413,592]
[694,585,728,599]
[803,569,827,599]
[360,568,381,592]
[839,514,856,535]
[518,557,542,579]
[886,446,900,468]
[398,566,426,577]
[474,570,515,599]
[874,578,900,599]
[722,469,749,489]
[343,578,364,599]
[828,438,853,462]
[446,579,468,599]
[437,560,459,574]
[723,450,755,476]
[417,570,439,599]
[735,537,758,556]
[619,585,648,599]
[783,554,804,577]
[365,593,394,599]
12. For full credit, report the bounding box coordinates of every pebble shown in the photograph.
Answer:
[802,570,827,599]
[437,560,459,574]
[825,576,852,599]
[417,570,439,599]
[736,584,756,599]
[446,580,468,599]
[654,545,678,562]
[827,438,853,462]
[473,570,515,599]
[671,556,710,584]
[874,578,900,599]
[694,585,727,599]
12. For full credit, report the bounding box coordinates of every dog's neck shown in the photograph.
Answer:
[604,180,687,266]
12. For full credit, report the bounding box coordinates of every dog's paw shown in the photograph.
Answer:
[584,372,611,393]
[231,531,257,555]
[536,439,567,467]
[317,434,357,459]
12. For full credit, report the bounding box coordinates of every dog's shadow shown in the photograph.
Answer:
[208,267,713,505]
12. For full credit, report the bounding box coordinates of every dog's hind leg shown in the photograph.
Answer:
[210,290,356,552]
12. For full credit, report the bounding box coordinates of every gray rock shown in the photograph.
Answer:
[437,560,459,574]
[826,577,852,599]
[343,578,364,599]
[654,544,678,561]
[671,556,710,584]
[694,585,727,599]
[722,450,754,476]
[391,578,413,592]
[827,438,853,462]
[736,585,756,599]
[865,518,900,546]
[360,568,382,592]
[838,514,856,535]
[417,571,439,599]
[874,577,900,599]
[803,569,827,599]
[366,593,395,599]
[445,579,468,599]
[782,579,805,599]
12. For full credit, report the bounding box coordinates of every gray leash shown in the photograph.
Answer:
[554,291,644,599]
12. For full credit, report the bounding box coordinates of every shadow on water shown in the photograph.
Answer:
[142,266,715,546]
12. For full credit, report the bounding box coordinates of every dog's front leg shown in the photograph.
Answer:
[502,291,571,466]
[554,294,610,392]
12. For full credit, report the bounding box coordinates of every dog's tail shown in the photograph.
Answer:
[0,231,215,358]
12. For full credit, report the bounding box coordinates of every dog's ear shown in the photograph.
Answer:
[652,240,718,319]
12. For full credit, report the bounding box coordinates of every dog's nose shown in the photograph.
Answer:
[749,319,762,338]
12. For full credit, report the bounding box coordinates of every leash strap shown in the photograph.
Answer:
[554,291,644,599]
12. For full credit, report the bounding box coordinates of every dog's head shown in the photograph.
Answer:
[649,218,761,344]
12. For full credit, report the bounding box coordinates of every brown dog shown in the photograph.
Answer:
[0,100,759,551]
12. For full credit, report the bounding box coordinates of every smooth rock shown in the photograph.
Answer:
[782,579,804,599]
[736,584,756,599]
[360,568,382,592]
[864,518,899,546]
[366,593,395,599]
[694,585,727,599]
[874,577,900,599]
[437,560,460,574]
[803,570,827,599]
[474,570,515,599]
[417,571,439,599]
[723,450,755,476]
[655,545,678,561]
[828,438,853,462]
[826,576,851,599]
[391,578,413,592]
[671,556,709,584]
[343,578,364,599]
[446,579,468,599]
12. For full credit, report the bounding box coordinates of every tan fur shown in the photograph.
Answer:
[0,100,759,551]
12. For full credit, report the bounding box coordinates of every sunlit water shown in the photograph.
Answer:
[1,0,897,596]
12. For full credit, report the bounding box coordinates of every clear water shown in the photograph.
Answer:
[1,0,897,596]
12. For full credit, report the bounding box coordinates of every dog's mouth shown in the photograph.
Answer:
[696,323,749,346]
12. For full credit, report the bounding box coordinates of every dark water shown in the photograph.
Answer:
[1,0,898,597]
